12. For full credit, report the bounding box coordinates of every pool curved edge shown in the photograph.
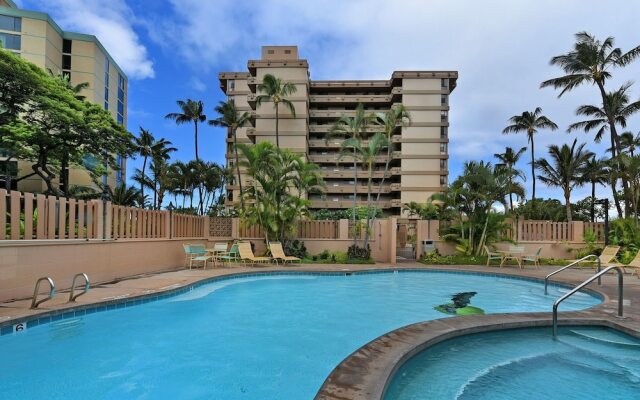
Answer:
[314,315,640,400]
[0,266,605,335]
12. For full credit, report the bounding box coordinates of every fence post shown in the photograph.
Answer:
[572,221,584,243]
[232,218,239,239]
[95,200,104,239]
[104,201,112,240]
[338,219,349,240]
[389,217,397,264]
[204,216,210,239]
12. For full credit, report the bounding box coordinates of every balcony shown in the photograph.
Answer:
[308,137,401,148]
[309,200,395,209]
[323,184,395,194]
[309,154,395,164]
[320,170,394,179]
[309,94,393,105]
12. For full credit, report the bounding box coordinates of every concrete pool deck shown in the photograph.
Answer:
[0,262,638,399]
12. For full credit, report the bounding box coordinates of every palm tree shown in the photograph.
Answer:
[535,139,594,223]
[583,157,609,222]
[329,104,376,246]
[134,128,176,206]
[619,131,640,157]
[494,146,527,212]
[541,32,640,153]
[209,99,253,212]
[567,83,640,216]
[48,69,89,101]
[373,105,410,217]
[109,183,142,207]
[340,132,390,248]
[255,74,297,148]
[165,99,206,161]
[502,108,558,201]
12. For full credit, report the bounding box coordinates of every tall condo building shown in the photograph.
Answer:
[0,0,127,192]
[219,45,457,215]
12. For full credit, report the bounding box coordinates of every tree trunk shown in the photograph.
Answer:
[363,160,374,248]
[194,121,199,162]
[590,181,596,222]
[275,102,280,148]
[565,191,572,223]
[60,148,69,197]
[352,148,358,247]
[141,156,147,208]
[232,128,245,212]
[529,133,536,201]
[370,139,392,242]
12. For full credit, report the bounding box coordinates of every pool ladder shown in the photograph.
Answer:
[30,273,90,309]
[544,254,601,295]
[552,266,623,338]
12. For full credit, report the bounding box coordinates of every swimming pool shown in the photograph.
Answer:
[0,270,601,399]
[385,326,640,400]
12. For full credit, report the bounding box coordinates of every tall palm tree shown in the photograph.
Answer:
[329,104,376,246]
[109,183,142,207]
[134,128,176,206]
[494,146,527,212]
[373,105,411,217]
[502,108,558,201]
[583,157,610,222]
[541,32,640,153]
[165,99,206,161]
[209,99,253,212]
[340,132,390,248]
[567,83,640,217]
[541,32,640,214]
[535,139,594,223]
[255,74,297,148]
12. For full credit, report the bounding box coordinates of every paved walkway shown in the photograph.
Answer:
[1,262,638,399]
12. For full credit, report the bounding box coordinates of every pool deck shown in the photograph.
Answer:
[0,262,638,399]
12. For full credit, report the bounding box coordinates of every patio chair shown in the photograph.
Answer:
[210,242,229,267]
[573,246,620,269]
[184,244,211,270]
[269,242,301,265]
[501,246,525,268]
[522,247,542,269]
[484,245,502,266]
[237,242,273,267]
[183,243,206,267]
[610,251,640,278]
[217,243,240,267]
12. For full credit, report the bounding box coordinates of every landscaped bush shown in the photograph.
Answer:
[302,250,374,264]
[347,244,371,260]
[284,239,307,259]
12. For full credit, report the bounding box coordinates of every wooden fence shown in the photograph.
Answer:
[517,220,573,242]
[110,206,168,240]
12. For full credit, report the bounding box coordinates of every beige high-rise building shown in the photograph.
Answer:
[0,0,127,193]
[219,46,457,216]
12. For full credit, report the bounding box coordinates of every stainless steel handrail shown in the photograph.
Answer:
[68,273,90,302]
[552,265,623,338]
[30,277,55,309]
[545,254,601,295]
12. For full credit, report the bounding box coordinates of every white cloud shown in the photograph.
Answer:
[36,0,154,79]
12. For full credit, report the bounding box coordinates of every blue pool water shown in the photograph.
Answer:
[385,326,640,400]
[0,271,600,399]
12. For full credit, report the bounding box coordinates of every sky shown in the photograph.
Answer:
[16,0,640,204]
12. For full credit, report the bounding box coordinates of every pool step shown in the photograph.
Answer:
[569,328,640,348]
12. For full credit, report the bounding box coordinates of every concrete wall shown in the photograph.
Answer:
[0,238,206,302]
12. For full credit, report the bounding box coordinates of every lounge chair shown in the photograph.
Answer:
[237,242,272,267]
[522,247,542,269]
[484,245,502,266]
[269,242,301,264]
[610,251,640,278]
[574,246,620,269]
[184,244,211,269]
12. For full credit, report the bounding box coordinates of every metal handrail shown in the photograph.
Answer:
[552,266,623,338]
[30,277,55,309]
[68,273,90,302]
[545,254,601,295]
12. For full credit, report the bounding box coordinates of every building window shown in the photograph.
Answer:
[440,159,447,170]
[0,32,20,50]
[104,88,109,101]
[440,176,447,186]
[440,127,447,138]
[441,95,447,105]
[440,143,447,154]
[104,101,109,110]
[284,49,291,54]
[117,114,124,125]
[62,71,71,81]
[118,74,125,90]
[115,155,123,186]
[228,80,235,91]
[62,54,71,70]
[268,49,274,54]
[0,15,21,32]
[441,78,448,88]
[62,39,72,54]
[117,101,124,115]
[440,111,448,121]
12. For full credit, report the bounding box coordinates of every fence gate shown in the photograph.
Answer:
[396,219,417,261]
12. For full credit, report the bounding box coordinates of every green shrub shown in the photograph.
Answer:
[347,244,371,260]
[284,239,307,258]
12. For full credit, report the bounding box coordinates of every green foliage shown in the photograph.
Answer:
[303,250,373,264]
[283,239,307,259]
[347,244,371,260]
[420,250,486,265]
[574,228,603,258]
[311,206,381,220]
[609,218,640,252]
[0,48,134,195]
